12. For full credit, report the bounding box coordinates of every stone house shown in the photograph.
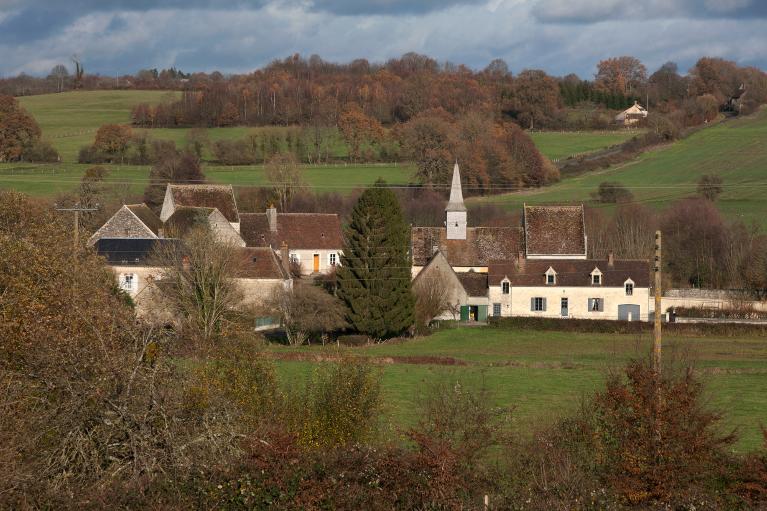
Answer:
[239,206,343,276]
[614,101,648,126]
[160,184,241,232]
[410,163,650,322]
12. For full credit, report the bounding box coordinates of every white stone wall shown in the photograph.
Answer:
[289,249,341,275]
[235,278,291,309]
[208,210,245,247]
[488,284,651,321]
[446,210,467,240]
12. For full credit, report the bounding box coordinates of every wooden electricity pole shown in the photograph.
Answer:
[653,230,662,373]
[55,203,99,251]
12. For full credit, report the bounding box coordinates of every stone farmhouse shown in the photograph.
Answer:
[614,101,648,126]
[88,183,342,320]
[412,163,651,322]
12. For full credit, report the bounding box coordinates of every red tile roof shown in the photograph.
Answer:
[237,247,288,279]
[524,205,586,257]
[411,227,523,267]
[488,259,650,288]
[239,213,343,250]
[169,184,239,223]
[456,272,489,297]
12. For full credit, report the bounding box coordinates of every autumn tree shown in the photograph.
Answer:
[338,104,384,162]
[265,152,304,212]
[143,149,206,211]
[398,108,457,186]
[697,174,724,201]
[93,124,133,163]
[505,69,562,129]
[595,56,647,95]
[0,95,42,162]
[337,182,414,339]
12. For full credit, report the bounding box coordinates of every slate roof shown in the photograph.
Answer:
[488,259,650,288]
[95,238,182,266]
[524,205,586,257]
[456,272,489,297]
[168,184,239,223]
[239,213,343,250]
[237,247,289,279]
[126,204,161,236]
[411,226,523,267]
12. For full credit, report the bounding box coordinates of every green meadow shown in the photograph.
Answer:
[529,130,640,160]
[477,108,767,228]
[267,324,767,453]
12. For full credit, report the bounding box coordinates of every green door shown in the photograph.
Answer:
[477,305,488,322]
[460,305,469,322]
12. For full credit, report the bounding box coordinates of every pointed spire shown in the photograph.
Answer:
[445,161,466,212]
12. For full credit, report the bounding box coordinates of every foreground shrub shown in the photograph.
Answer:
[732,428,767,507]
[285,359,381,449]
[23,139,59,162]
[589,360,735,506]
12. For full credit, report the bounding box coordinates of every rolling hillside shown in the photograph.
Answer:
[476,108,767,228]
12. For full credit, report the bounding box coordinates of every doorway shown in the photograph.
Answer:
[313,254,320,273]
[561,297,568,317]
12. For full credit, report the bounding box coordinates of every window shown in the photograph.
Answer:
[588,298,604,312]
[592,274,601,285]
[545,267,556,285]
[532,297,546,312]
[329,253,337,266]
[493,303,501,316]
[625,282,634,296]
[121,274,135,291]
[502,281,510,294]
[289,253,300,264]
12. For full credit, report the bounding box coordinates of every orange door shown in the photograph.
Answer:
[313,254,320,273]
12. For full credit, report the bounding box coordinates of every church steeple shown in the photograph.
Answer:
[445,161,467,240]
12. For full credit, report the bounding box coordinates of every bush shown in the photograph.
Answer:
[337,334,369,346]
[285,359,381,449]
[594,181,634,203]
[22,139,59,162]
[212,139,256,165]
[77,144,110,163]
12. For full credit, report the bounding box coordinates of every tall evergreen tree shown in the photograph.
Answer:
[337,181,414,339]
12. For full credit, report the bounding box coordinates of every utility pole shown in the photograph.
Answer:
[55,203,99,251]
[653,230,662,373]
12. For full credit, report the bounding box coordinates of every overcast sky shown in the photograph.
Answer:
[1,0,765,78]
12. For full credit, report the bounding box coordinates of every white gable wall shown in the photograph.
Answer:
[159,186,176,223]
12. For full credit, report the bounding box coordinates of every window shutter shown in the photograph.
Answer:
[588,298,594,311]
[599,299,604,312]
[530,298,535,311]
[542,298,547,311]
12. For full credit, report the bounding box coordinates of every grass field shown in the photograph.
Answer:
[267,325,767,453]
[529,130,640,160]
[476,108,767,228]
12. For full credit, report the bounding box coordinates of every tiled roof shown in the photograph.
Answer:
[164,207,214,238]
[524,205,586,257]
[488,259,650,288]
[95,238,181,266]
[87,205,158,245]
[126,204,161,236]
[237,247,288,279]
[456,272,488,297]
[411,226,523,267]
[239,213,343,250]
[169,184,239,223]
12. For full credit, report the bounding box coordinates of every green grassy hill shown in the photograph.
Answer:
[476,108,767,228]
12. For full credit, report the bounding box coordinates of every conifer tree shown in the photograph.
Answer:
[337,181,414,339]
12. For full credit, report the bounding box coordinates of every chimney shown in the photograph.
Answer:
[266,205,277,232]
[517,251,525,269]
[280,241,291,277]
[608,251,614,267]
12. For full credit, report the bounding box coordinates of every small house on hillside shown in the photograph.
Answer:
[615,101,647,126]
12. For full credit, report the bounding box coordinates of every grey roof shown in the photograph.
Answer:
[445,162,466,212]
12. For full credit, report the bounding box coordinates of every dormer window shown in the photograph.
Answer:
[502,280,510,295]
[625,279,634,296]
[591,268,602,286]
[545,267,557,285]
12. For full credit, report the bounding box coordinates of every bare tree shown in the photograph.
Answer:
[153,225,244,343]
[265,152,303,212]
[268,282,347,346]
[413,274,454,327]
[49,64,69,93]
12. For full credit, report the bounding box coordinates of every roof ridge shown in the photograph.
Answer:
[123,205,159,239]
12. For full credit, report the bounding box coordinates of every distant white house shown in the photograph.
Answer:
[615,101,648,126]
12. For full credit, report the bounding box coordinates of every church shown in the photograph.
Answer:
[411,163,651,322]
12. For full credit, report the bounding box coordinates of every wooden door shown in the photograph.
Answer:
[313,254,320,273]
